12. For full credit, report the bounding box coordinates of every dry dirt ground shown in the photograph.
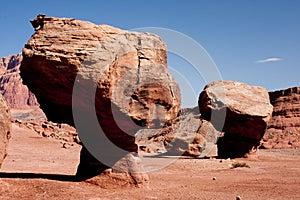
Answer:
[0,124,300,200]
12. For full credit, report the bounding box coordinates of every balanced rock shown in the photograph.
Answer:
[262,87,300,149]
[20,15,180,186]
[0,94,11,168]
[199,81,273,158]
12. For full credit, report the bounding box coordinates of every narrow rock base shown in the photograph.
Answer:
[76,148,149,188]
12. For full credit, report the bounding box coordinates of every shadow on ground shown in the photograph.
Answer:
[0,172,81,182]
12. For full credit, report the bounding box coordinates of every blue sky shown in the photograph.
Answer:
[1,0,299,107]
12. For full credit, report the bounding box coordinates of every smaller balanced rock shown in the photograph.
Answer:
[199,81,273,158]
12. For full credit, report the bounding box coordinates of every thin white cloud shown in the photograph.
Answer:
[256,57,283,63]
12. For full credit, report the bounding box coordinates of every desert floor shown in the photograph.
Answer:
[0,124,300,200]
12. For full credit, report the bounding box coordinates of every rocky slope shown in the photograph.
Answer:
[137,107,220,157]
[20,15,181,187]
[262,87,300,149]
[13,119,79,148]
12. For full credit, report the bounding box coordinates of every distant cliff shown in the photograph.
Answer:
[0,54,40,109]
[262,87,300,149]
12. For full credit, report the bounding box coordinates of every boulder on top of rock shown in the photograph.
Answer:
[0,94,11,168]
[199,80,273,158]
[20,15,181,186]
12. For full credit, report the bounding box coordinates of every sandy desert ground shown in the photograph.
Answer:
[0,124,300,200]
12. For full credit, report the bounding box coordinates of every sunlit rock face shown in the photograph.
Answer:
[262,87,300,149]
[199,80,273,158]
[20,15,181,187]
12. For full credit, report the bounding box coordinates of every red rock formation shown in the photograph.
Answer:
[0,94,11,168]
[0,54,39,110]
[139,107,220,157]
[262,87,300,149]
[199,81,273,158]
[20,15,180,186]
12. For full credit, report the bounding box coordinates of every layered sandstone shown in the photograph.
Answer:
[0,54,39,109]
[0,54,45,120]
[262,87,300,149]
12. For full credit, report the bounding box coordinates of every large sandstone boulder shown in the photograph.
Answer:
[262,87,300,149]
[0,94,11,168]
[199,81,273,158]
[20,15,180,186]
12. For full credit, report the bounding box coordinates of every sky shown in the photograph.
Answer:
[0,0,299,107]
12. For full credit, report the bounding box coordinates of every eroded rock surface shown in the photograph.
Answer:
[0,94,11,167]
[199,81,273,158]
[139,107,219,157]
[262,87,300,149]
[20,15,180,186]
